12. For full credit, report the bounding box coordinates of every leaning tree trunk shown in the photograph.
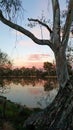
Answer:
[24,48,73,130]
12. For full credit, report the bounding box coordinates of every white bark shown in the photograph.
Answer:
[55,47,69,88]
[51,0,73,88]
[52,0,60,44]
[62,0,73,48]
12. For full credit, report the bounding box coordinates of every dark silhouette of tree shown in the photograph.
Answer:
[43,62,56,76]
[0,50,12,76]
[0,50,12,68]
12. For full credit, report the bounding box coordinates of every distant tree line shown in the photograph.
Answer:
[0,50,73,78]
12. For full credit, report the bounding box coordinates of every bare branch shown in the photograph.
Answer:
[62,0,73,49]
[28,18,53,34]
[52,0,60,43]
[0,10,54,50]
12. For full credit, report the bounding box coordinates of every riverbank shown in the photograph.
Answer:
[0,96,41,130]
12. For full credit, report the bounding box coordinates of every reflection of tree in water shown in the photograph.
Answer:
[0,77,45,87]
[37,88,59,108]
[0,78,45,93]
[44,78,58,91]
[18,78,45,87]
[0,78,11,94]
[37,78,59,108]
[0,77,59,108]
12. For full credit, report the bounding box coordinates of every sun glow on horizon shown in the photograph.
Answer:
[12,53,54,68]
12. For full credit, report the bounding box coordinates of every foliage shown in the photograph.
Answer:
[0,0,22,20]
[0,0,72,88]
[0,97,35,130]
[43,62,56,76]
[0,49,12,68]
[0,1,73,128]
[0,61,72,78]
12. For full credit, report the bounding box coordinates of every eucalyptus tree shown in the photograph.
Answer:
[0,0,72,88]
[0,0,73,129]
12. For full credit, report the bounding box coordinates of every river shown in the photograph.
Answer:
[0,77,59,108]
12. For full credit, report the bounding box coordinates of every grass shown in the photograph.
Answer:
[0,97,41,130]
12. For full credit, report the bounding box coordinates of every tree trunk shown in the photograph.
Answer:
[24,48,73,130]
[24,82,73,130]
[55,47,69,88]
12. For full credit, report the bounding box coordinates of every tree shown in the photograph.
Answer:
[0,0,73,129]
[0,49,12,68]
[43,62,56,76]
[0,50,12,76]
[66,42,73,75]
[66,42,73,65]
[0,0,72,88]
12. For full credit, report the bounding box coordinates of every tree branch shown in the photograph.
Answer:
[52,0,60,43]
[28,18,53,34]
[0,10,54,50]
[62,0,73,49]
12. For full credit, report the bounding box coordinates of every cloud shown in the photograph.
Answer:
[13,58,44,68]
[12,52,53,68]
[13,54,49,68]
[28,54,50,61]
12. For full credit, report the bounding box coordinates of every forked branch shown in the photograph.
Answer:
[28,18,53,34]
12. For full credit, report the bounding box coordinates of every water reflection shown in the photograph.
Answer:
[44,78,58,91]
[0,78,11,94]
[0,77,58,108]
[38,78,59,107]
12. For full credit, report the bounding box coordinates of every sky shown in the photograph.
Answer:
[0,0,67,68]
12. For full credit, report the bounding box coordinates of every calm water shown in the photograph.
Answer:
[0,78,58,108]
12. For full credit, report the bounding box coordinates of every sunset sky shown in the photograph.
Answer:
[0,0,66,68]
